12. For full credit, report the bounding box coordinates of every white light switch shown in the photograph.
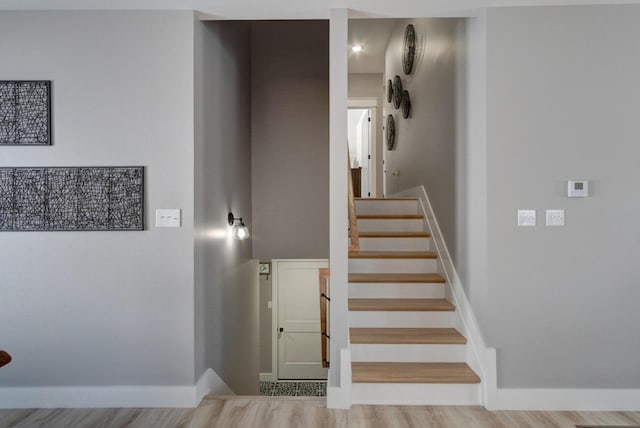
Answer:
[546,209,565,226]
[517,209,536,227]
[155,209,182,227]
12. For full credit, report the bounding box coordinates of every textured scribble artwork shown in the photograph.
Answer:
[0,81,51,145]
[0,167,144,231]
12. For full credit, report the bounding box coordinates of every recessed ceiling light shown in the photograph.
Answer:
[351,45,363,53]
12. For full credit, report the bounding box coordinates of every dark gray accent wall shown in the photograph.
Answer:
[251,21,330,260]
[194,20,259,394]
[486,5,640,388]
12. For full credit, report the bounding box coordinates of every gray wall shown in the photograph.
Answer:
[348,73,384,197]
[486,5,640,388]
[0,11,195,386]
[251,21,330,260]
[384,18,462,261]
[194,20,259,394]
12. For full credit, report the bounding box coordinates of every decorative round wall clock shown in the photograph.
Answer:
[387,79,393,103]
[401,90,411,119]
[403,24,416,75]
[393,75,403,109]
[385,114,396,150]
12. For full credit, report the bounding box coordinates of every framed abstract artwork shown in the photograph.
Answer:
[0,166,144,231]
[0,81,52,146]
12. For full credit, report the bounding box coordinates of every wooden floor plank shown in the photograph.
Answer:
[348,250,437,259]
[1,396,640,428]
[350,328,467,344]
[348,273,446,283]
[351,362,480,384]
[348,298,455,312]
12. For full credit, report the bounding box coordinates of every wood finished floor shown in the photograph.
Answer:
[1,396,639,427]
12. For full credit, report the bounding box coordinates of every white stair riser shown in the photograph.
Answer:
[349,258,437,273]
[351,383,480,405]
[357,219,424,232]
[359,237,431,251]
[348,283,446,299]
[355,200,418,215]
[349,311,456,328]
[351,344,466,362]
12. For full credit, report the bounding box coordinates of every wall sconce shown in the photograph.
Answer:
[228,212,250,240]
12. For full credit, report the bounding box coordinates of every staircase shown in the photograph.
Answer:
[348,197,481,405]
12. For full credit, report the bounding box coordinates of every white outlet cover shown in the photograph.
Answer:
[546,209,565,226]
[155,209,182,227]
[517,209,536,227]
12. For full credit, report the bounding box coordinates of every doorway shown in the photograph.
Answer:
[348,101,377,198]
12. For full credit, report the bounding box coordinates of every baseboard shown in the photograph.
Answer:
[0,368,234,409]
[497,388,640,411]
[259,372,276,382]
[0,385,196,409]
[326,348,351,409]
[195,368,235,405]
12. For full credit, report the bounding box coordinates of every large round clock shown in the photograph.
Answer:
[385,114,396,150]
[403,24,416,75]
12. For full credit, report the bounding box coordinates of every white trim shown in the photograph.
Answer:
[326,348,352,409]
[195,368,234,405]
[0,368,234,409]
[0,385,197,409]
[347,98,378,108]
[259,372,276,382]
[394,185,497,409]
[497,388,640,411]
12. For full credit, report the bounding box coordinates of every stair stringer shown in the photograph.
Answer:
[394,185,497,410]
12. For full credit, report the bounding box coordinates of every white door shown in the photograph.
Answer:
[275,260,329,380]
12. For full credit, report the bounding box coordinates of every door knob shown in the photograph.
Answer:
[279,327,284,333]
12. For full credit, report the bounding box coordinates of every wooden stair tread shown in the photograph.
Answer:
[349,273,446,283]
[350,328,467,344]
[355,198,418,201]
[352,362,481,384]
[359,231,430,238]
[349,251,437,259]
[349,298,455,312]
[357,214,423,219]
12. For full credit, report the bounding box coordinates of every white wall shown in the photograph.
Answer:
[0,11,195,390]
[251,21,330,260]
[194,20,259,395]
[486,4,640,388]
[383,18,462,259]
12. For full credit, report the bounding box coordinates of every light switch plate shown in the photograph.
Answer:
[518,209,536,227]
[155,209,181,227]
[546,209,565,226]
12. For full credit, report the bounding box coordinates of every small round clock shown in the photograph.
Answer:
[401,90,411,119]
[393,75,403,109]
[385,114,396,150]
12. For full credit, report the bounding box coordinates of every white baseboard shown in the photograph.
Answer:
[0,385,196,409]
[195,368,235,405]
[0,368,234,409]
[259,372,276,382]
[497,388,640,411]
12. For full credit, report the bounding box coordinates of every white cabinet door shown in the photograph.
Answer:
[275,260,329,380]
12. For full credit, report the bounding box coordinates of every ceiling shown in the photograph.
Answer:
[348,19,396,74]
